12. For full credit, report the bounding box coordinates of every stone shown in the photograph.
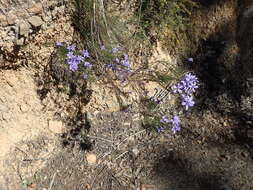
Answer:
[5,35,15,41]
[28,3,43,15]
[15,10,29,18]
[20,104,29,112]
[223,121,228,127]
[132,146,139,156]
[0,14,7,26]
[86,153,97,165]
[28,16,44,27]
[48,120,64,134]
[19,21,30,37]
[6,13,17,25]
[86,112,94,123]
[140,184,155,190]
[16,37,25,45]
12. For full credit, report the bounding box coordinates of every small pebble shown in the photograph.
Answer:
[86,153,97,165]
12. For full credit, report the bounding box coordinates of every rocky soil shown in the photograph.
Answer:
[0,0,253,190]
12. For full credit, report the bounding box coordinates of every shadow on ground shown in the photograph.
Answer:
[183,0,253,156]
[153,149,228,190]
[152,1,253,190]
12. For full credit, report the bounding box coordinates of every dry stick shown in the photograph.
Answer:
[100,0,111,41]
[115,151,129,160]
[14,164,23,182]
[15,147,28,157]
[100,151,112,160]
[86,135,114,144]
[48,172,57,190]
[99,130,146,160]
[91,164,107,188]
[116,129,146,148]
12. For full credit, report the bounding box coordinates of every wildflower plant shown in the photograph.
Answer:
[55,41,135,86]
[55,42,92,80]
[52,0,200,137]
[56,38,199,135]
[142,70,199,134]
[172,73,199,110]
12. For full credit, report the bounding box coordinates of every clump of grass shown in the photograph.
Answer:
[146,62,186,86]
[140,72,200,133]
[142,115,162,131]
[135,0,198,53]
[72,0,131,65]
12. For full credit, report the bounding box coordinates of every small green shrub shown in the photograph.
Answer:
[136,0,198,52]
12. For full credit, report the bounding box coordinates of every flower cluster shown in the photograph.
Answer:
[160,115,181,133]
[171,115,181,134]
[56,42,92,79]
[106,46,132,82]
[155,72,199,134]
[172,73,199,110]
[56,42,63,47]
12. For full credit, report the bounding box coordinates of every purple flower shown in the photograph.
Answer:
[66,52,83,72]
[181,94,195,110]
[150,97,161,104]
[160,116,170,123]
[56,42,63,47]
[188,57,193,62]
[184,73,198,83]
[67,51,74,58]
[171,115,180,125]
[112,47,119,53]
[172,83,183,94]
[172,73,199,95]
[171,115,181,134]
[106,63,117,71]
[124,53,128,60]
[82,50,90,58]
[67,44,76,52]
[122,59,130,67]
[122,53,130,68]
[64,45,88,72]
[68,61,78,71]
[67,59,78,71]
[115,58,120,63]
[183,74,199,94]
[157,126,165,133]
[84,61,92,69]
[143,89,148,96]
[172,125,181,134]
[76,55,84,62]
[101,45,106,50]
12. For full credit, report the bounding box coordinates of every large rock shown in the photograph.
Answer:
[28,16,44,27]
[19,21,30,36]
[6,12,17,25]
[28,3,43,15]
